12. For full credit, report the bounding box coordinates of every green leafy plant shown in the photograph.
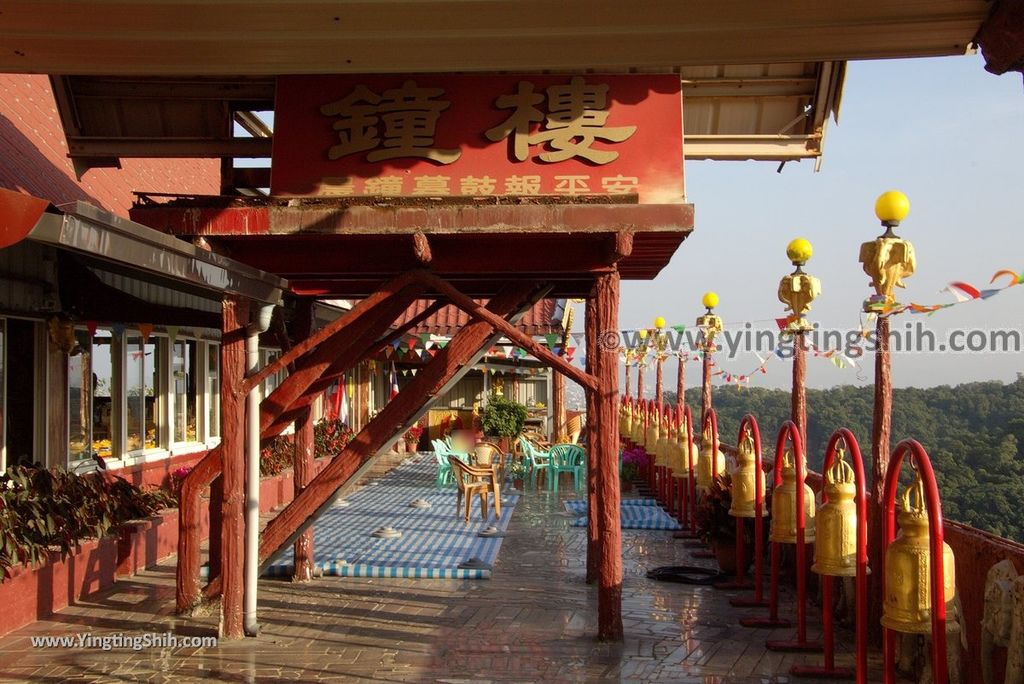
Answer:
[314,419,354,459]
[259,435,294,477]
[0,466,173,582]
[480,394,528,438]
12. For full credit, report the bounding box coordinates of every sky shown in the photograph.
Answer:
[620,53,1024,391]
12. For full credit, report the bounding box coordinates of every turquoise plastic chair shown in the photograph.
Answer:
[432,439,454,487]
[518,436,550,489]
[548,444,586,493]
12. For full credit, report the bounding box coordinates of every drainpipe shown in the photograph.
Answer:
[245,303,275,637]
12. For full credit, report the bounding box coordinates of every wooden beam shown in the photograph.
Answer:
[591,271,623,641]
[219,295,248,639]
[416,271,599,391]
[243,270,421,393]
[255,282,538,569]
[66,136,272,158]
[259,286,420,440]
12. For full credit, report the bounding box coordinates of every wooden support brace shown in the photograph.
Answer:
[242,271,421,393]
[255,282,540,572]
[415,271,598,391]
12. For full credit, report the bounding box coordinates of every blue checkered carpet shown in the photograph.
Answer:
[564,498,681,530]
[265,455,518,579]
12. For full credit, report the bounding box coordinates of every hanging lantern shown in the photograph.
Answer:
[812,446,864,576]
[881,473,956,634]
[696,423,725,490]
[729,428,765,518]
[770,449,816,544]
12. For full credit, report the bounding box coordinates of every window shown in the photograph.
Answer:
[68,329,115,461]
[172,338,199,443]
[206,342,220,440]
[126,332,161,452]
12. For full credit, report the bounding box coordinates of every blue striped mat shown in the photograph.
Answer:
[265,455,517,579]
[564,498,681,530]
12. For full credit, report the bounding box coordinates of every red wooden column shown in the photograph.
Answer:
[869,315,892,634]
[591,271,623,641]
[552,368,566,440]
[292,301,316,581]
[584,295,599,584]
[220,294,248,639]
[637,361,645,400]
[792,332,808,448]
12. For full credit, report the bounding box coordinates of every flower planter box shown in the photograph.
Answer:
[0,462,317,639]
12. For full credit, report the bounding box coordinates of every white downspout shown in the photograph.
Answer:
[245,303,275,637]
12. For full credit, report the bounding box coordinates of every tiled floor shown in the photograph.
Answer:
[0,470,880,683]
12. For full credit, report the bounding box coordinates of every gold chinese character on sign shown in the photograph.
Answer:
[553,175,590,195]
[320,81,461,164]
[364,176,404,195]
[486,77,637,165]
[459,176,496,195]
[412,175,452,196]
[317,177,357,196]
[504,175,542,195]
[602,175,639,194]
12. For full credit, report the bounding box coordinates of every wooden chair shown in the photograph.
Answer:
[448,455,502,522]
[565,415,583,445]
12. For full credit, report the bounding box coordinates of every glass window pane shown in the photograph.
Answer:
[68,331,91,461]
[207,344,220,438]
[91,331,114,458]
[127,334,158,452]
[173,339,198,442]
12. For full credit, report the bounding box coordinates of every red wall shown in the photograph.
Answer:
[0,74,217,217]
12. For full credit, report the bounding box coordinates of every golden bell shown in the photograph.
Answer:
[881,474,956,634]
[770,449,816,544]
[696,424,725,491]
[656,419,673,468]
[646,414,661,455]
[621,404,633,438]
[813,447,865,576]
[729,429,766,518]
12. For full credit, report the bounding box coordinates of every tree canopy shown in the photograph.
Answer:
[665,373,1024,542]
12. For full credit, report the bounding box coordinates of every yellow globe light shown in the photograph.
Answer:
[875,190,910,227]
[787,238,813,265]
[653,316,666,330]
[702,291,719,310]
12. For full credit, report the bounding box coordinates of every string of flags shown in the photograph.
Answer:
[869,267,1023,317]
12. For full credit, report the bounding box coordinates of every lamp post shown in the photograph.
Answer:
[778,238,820,448]
[696,292,722,422]
[860,190,914,634]
[653,316,667,412]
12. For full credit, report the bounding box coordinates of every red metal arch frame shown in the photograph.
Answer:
[792,428,868,682]
[728,414,768,605]
[881,439,948,684]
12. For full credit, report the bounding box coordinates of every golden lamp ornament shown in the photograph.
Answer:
[696,422,725,491]
[859,190,916,312]
[778,238,821,333]
[696,292,723,350]
[881,473,957,634]
[770,449,816,544]
[812,447,865,576]
[729,428,766,518]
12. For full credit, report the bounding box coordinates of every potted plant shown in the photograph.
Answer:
[695,472,750,575]
[480,393,528,454]
[620,446,648,492]
[403,424,424,453]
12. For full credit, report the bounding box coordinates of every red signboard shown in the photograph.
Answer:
[272,74,682,204]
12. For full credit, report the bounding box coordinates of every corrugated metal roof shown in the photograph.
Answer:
[395,299,564,337]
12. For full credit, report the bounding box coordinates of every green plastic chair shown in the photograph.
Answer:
[518,435,550,489]
[432,439,471,487]
[548,444,586,493]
